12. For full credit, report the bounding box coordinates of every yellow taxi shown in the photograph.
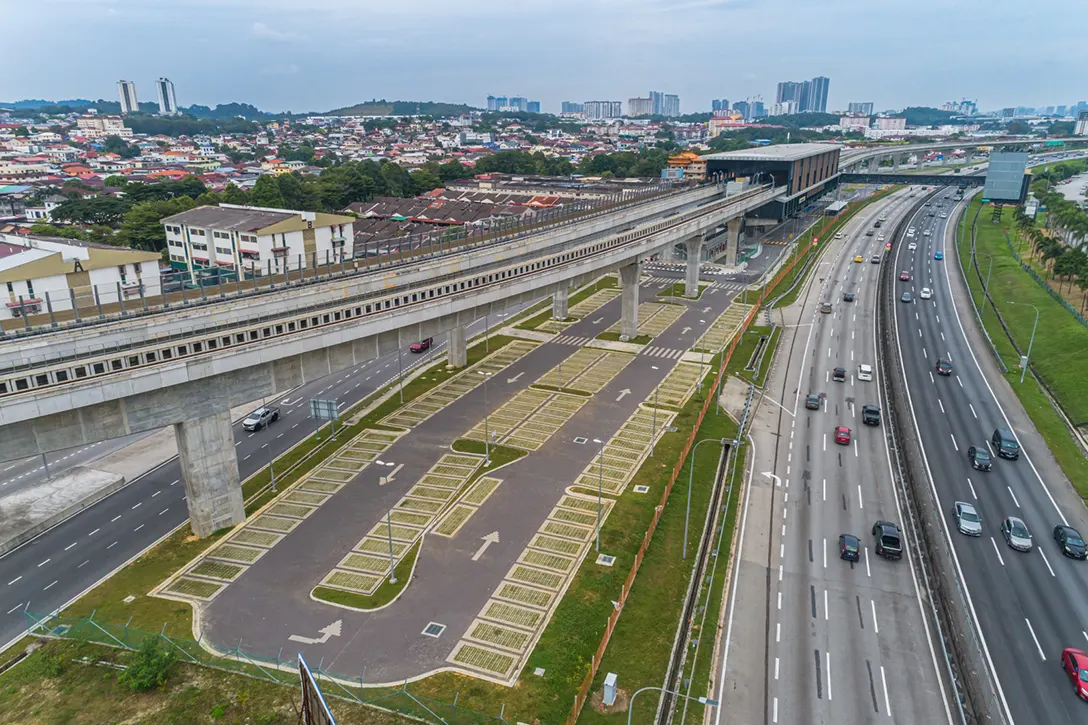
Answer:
[854,255,864,263]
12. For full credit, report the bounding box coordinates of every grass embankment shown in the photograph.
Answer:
[0,639,414,725]
[594,332,653,345]
[734,325,782,387]
[957,198,1088,498]
[517,276,618,331]
[57,336,518,638]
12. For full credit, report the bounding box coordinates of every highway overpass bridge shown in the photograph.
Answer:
[839,136,1086,171]
[0,182,780,535]
[838,172,986,187]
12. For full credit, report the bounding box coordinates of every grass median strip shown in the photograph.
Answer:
[517,277,619,332]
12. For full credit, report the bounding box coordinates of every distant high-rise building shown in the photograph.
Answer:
[732,100,750,120]
[561,101,585,115]
[584,101,623,121]
[116,80,138,115]
[749,100,765,119]
[494,96,508,111]
[711,99,729,112]
[770,101,798,116]
[155,77,178,116]
[940,99,977,116]
[847,102,874,116]
[1075,110,1088,136]
[487,95,498,111]
[527,101,541,113]
[776,81,803,105]
[649,90,665,116]
[1000,108,1015,118]
[810,77,830,113]
[663,94,680,118]
[1056,105,1068,117]
[628,97,653,117]
[508,97,528,112]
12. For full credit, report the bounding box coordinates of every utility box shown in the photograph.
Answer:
[603,672,618,706]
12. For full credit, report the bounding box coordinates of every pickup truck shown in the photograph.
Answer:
[242,406,280,431]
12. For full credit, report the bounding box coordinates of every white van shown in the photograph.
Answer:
[857,364,873,382]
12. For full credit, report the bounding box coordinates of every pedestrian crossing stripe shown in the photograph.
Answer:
[763,240,790,246]
[553,335,592,346]
[641,346,685,359]
[644,263,736,276]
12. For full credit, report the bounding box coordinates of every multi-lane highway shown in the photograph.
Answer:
[0,302,534,650]
[894,186,1088,723]
[718,188,951,724]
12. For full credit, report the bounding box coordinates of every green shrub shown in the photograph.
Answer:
[120,638,177,692]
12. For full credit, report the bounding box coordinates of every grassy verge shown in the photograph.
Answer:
[956,199,1088,499]
[658,281,708,300]
[313,541,420,611]
[0,639,414,725]
[516,276,618,331]
[595,332,653,345]
[577,354,739,724]
[56,336,519,638]
[736,325,782,387]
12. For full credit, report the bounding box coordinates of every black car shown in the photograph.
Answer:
[1055,525,1087,559]
[935,359,953,376]
[832,367,846,382]
[862,404,881,426]
[1054,525,1087,559]
[872,521,903,559]
[992,428,1020,460]
[968,445,992,471]
[840,534,860,562]
[843,291,856,302]
[805,393,821,410]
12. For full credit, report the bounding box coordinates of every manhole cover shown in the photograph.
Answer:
[633,485,650,494]
[596,554,616,567]
[421,622,446,638]
[573,437,588,445]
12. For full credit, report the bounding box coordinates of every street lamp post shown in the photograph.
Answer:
[592,438,604,553]
[397,346,404,404]
[976,251,995,316]
[684,438,726,559]
[626,686,718,725]
[263,443,277,493]
[480,371,492,465]
[650,366,660,456]
[1007,301,1040,384]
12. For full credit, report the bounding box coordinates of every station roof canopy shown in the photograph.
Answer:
[702,143,842,163]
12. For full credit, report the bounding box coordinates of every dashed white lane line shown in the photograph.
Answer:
[159,508,169,516]
[43,581,57,591]
[78,560,89,568]
[864,547,871,577]
[990,537,1005,566]
[950,434,958,452]
[777,591,782,609]
[969,404,978,419]
[1025,619,1046,660]
[967,478,977,499]
[826,650,833,701]
[131,502,141,510]
[170,480,179,486]
[64,542,77,551]
[1039,550,1056,578]
[7,576,21,586]
[1007,486,1020,508]
[37,558,50,567]
[857,484,864,509]
[89,528,100,536]
[937,398,944,414]
[881,665,892,718]
[6,604,22,614]
[134,524,144,532]
[107,541,118,549]
[871,600,880,634]
[152,490,161,497]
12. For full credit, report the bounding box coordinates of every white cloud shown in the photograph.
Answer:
[251,21,306,41]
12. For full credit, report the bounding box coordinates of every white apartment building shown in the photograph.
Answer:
[76,115,133,139]
[0,234,162,321]
[117,80,138,115]
[161,204,355,283]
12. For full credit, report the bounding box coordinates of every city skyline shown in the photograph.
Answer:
[5,0,1085,113]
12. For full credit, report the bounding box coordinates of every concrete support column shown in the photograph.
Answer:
[619,262,640,341]
[448,325,467,368]
[893,155,900,171]
[552,285,569,320]
[684,236,702,297]
[726,216,744,267]
[175,410,244,538]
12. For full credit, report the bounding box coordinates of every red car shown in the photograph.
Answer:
[834,426,851,445]
[899,271,910,281]
[409,337,433,353]
[1063,648,1088,700]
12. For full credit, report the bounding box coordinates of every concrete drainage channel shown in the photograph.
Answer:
[874,190,999,725]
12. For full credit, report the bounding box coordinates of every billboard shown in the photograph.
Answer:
[299,654,337,725]
[982,151,1029,203]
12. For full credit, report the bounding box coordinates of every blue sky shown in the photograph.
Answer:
[6,0,1086,113]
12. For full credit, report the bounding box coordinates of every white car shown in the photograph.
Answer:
[908,227,916,235]
[923,230,931,236]
[920,287,933,299]
[878,235,886,241]
[940,213,947,218]
[835,232,844,239]
[908,242,918,250]
[857,364,873,382]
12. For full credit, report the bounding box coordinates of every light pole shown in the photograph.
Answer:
[480,371,492,465]
[592,438,604,553]
[650,366,660,457]
[1007,301,1040,384]
[684,438,726,559]
[385,509,397,584]
[975,251,995,316]
[397,346,404,404]
[263,443,277,492]
[626,686,718,725]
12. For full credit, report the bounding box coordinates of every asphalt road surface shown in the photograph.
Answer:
[0,301,536,650]
[894,186,1088,723]
[716,187,952,725]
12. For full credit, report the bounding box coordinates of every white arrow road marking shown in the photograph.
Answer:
[592,317,604,324]
[681,326,692,335]
[507,372,524,383]
[616,389,631,402]
[380,463,404,485]
[702,307,712,313]
[288,620,343,645]
[472,531,500,561]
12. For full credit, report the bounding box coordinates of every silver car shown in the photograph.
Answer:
[1001,516,1033,552]
[953,501,982,536]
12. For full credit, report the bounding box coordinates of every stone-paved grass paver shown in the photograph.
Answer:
[283,491,331,506]
[494,582,556,610]
[568,287,621,319]
[695,302,752,352]
[211,544,267,565]
[165,578,224,601]
[431,504,477,538]
[355,537,410,557]
[449,643,517,679]
[466,620,534,653]
[248,515,301,533]
[606,301,685,338]
[462,476,502,506]
[646,361,707,410]
[232,529,284,548]
[320,570,382,595]
[387,511,433,528]
[339,552,391,575]
[465,386,587,451]
[573,402,677,495]
[188,561,246,582]
[536,349,635,395]
[506,564,566,590]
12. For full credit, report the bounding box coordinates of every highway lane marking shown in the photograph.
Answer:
[777,591,782,610]
[64,543,77,551]
[940,331,945,341]
[990,537,1005,566]
[950,434,958,451]
[854,439,858,458]
[1025,618,1046,660]
[152,490,161,497]
[864,548,871,577]
[937,398,944,414]
[1039,550,1056,578]
[134,524,144,532]
[774,657,780,680]
[956,375,963,388]
[107,541,118,549]
[7,577,21,586]
[1007,486,1020,508]
[824,589,829,620]
[5,604,22,614]
[776,622,781,643]
[857,484,863,509]
[881,665,892,718]
[170,480,179,486]
[871,600,880,634]
[159,508,169,516]
[131,502,141,510]
[778,565,783,582]
[822,479,826,501]
[772,698,778,723]
[89,528,99,536]
[43,581,57,591]
[826,651,833,701]
[78,560,89,568]
[37,558,50,567]
[243,455,251,461]
[967,478,977,499]
[823,434,827,452]
[969,404,978,419]
[235,442,242,447]
[823,538,827,568]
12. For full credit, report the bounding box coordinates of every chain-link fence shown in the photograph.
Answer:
[24,610,513,725]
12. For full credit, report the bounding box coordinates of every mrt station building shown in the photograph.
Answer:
[702,143,842,220]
